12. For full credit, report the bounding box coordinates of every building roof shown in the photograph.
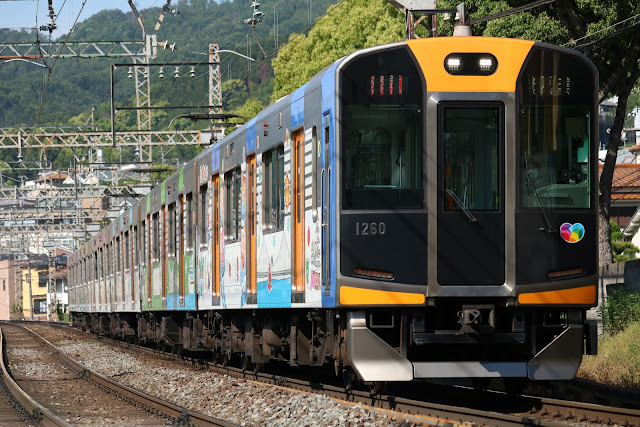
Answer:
[600,163,640,200]
[35,172,69,182]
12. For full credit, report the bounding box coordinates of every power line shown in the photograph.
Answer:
[222,0,351,103]
[563,13,640,48]
[572,19,640,51]
[468,0,556,25]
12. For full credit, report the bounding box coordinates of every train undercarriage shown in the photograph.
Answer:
[72,300,597,383]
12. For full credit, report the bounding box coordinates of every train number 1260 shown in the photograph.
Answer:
[355,222,386,236]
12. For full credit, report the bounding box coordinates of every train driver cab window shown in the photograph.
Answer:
[262,145,285,231]
[518,47,594,209]
[340,47,424,210]
[442,105,501,212]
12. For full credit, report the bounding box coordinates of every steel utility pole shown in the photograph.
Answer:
[209,44,222,143]
[387,1,467,39]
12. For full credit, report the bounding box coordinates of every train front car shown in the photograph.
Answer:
[336,37,598,382]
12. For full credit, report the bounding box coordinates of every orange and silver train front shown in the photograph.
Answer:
[334,37,599,381]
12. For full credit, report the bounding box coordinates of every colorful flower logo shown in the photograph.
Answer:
[560,222,585,243]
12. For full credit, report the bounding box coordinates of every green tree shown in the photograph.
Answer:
[610,219,639,262]
[435,0,640,266]
[271,0,405,101]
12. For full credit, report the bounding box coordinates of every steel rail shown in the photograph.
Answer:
[20,324,236,427]
[42,322,640,426]
[526,397,640,425]
[0,327,71,427]
[85,330,560,426]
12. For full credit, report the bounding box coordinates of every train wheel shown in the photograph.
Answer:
[472,378,491,391]
[253,362,264,374]
[368,381,388,395]
[342,366,358,391]
[503,378,527,395]
[241,354,252,372]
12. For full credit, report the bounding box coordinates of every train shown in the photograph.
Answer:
[69,34,599,387]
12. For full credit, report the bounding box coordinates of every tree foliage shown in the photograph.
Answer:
[271,0,404,100]
[0,0,337,167]
[610,219,640,262]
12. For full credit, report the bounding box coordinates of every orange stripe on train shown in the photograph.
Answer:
[406,37,535,93]
[518,285,596,305]
[340,286,425,305]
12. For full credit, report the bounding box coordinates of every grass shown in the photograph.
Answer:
[577,322,640,391]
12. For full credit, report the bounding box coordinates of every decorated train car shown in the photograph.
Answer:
[69,35,599,385]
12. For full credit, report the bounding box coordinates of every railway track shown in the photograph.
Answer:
[28,322,640,427]
[1,322,235,426]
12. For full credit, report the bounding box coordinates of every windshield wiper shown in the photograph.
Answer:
[525,171,556,233]
[446,189,477,223]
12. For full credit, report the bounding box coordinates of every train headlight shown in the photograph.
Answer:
[444,53,498,76]
[445,56,463,73]
[478,57,494,72]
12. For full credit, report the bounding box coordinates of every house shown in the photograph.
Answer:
[600,163,640,253]
[20,251,69,321]
[0,255,22,320]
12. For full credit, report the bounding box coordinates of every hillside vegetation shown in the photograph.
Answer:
[0,0,336,175]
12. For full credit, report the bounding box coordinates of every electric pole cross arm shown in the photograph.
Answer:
[0,41,147,60]
[0,186,142,201]
[0,129,202,149]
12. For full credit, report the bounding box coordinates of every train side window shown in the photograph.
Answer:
[133,226,138,267]
[152,212,160,261]
[312,127,318,222]
[186,192,194,250]
[99,248,104,280]
[262,145,285,232]
[94,252,98,282]
[168,203,177,258]
[141,220,147,266]
[199,183,209,248]
[115,236,121,274]
[225,168,241,241]
[124,231,130,271]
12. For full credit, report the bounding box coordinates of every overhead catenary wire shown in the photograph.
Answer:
[222,0,351,103]
[28,0,89,144]
[563,13,640,48]
[468,0,556,25]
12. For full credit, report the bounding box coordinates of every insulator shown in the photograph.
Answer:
[127,67,133,79]
[189,66,196,78]
[174,66,180,79]
[159,67,165,79]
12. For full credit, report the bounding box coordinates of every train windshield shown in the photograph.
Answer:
[518,48,595,209]
[340,47,424,210]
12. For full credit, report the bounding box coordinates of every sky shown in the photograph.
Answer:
[0,1,167,36]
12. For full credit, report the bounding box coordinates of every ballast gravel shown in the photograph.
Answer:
[25,325,404,426]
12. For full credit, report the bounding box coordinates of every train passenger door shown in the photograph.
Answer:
[213,175,221,302]
[292,129,305,296]
[247,155,257,299]
[437,103,505,285]
[162,206,167,307]
[145,216,151,307]
[322,122,331,294]
[179,194,185,305]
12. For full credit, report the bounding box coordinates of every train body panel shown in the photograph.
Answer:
[69,37,599,383]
